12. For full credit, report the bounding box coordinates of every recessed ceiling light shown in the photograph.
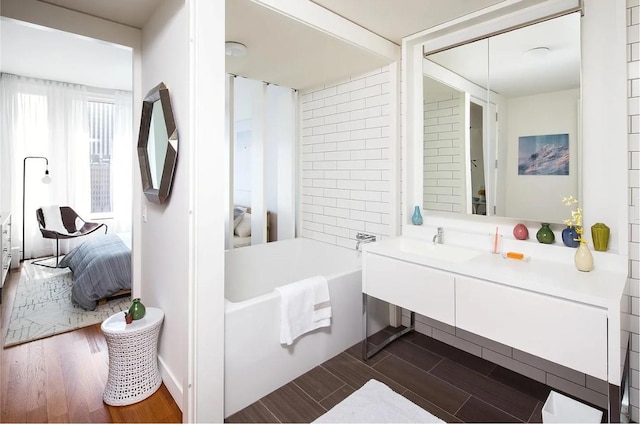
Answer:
[225,41,247,57]
[523,46,550,59]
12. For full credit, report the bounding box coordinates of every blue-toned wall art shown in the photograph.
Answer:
[518,133,569,176]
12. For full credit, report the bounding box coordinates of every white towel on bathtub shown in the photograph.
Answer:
[275,276,332,345]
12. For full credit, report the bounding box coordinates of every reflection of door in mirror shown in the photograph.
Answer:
[422,12,581,223]
[469,102,486,215]
[148,100,168,189]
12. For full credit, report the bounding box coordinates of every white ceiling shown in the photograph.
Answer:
[0,17,133,91]
[224,0,393,90]
[310,0,505,44]
[4,0,522,91]
[1,1,576,94]
[39,0,160,29]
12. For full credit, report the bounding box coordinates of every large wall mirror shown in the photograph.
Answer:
[137,82,178,205]
[421,12,581,223]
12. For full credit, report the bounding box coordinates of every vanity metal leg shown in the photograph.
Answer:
[362,293,415,361]
[607,339,631,423]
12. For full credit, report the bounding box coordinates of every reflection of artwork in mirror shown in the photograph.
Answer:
[422,12,581,223]
[518,134,569,176]
[137,82,178,205]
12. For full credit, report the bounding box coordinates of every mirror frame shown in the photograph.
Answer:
[137,82,178,205]
[403,0,583,226]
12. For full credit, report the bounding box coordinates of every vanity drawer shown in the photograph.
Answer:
[455,276,608,380]
[363,253,455,326]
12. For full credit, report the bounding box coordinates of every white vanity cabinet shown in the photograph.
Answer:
[363,253,454,326]
[363,236,629,422]
[456,276,608,380]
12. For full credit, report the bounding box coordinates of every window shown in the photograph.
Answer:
[88,100,114,214]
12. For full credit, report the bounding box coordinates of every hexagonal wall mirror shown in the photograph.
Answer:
[137,82,178,204]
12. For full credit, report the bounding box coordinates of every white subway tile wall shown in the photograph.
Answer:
[629,0,640,420]
[300,67,392,248]
[423,94,465,212]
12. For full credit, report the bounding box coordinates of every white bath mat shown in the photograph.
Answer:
[313,379,444,423]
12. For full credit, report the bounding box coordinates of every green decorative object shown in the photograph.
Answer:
[128,298,146,320]
[591,223,610,252]
[536,223,555,244]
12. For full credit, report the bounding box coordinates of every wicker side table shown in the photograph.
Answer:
[101,306,164,406]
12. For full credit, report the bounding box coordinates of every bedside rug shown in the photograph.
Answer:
[313,379,444,423]
[4,263,130,347]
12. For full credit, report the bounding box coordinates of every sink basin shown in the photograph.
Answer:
[370,237,482,263]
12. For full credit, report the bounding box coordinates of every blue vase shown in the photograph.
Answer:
[412,206,423,225]
[562,226,580,248]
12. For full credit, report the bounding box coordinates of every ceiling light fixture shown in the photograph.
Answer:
[523,46,550,59]
[225,41,247,57]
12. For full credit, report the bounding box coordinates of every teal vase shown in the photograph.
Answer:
[412,206,423,225]
[128,298,146,320]
[536,223,555,244]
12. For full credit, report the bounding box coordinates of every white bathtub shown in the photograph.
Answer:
[224,238,388,417]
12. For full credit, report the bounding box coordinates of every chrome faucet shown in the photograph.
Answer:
[356,232,377,251]
[432,227,443,244]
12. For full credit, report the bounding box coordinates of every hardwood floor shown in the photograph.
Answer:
[226,328,608,423]
[0,266,182,423]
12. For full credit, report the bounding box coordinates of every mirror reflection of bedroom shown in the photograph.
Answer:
[226,75,297,249]
[0,17,135,354]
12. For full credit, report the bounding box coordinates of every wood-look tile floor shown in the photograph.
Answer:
[226,327,607,423]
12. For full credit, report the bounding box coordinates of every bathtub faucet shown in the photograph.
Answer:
[356,232,377,251]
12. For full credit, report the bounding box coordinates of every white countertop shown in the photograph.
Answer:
[364,236,628,311]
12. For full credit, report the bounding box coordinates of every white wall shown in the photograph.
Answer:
[140,0,190,411]
[504,89,579,222]
[141,2,226,420]
[300,66,395,248]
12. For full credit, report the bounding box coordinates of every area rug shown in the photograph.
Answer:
[4,262,130,347]
[313,379,444,423]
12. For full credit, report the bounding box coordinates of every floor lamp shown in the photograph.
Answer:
[22,156,51,261]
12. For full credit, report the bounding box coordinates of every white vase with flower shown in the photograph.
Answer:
[562,196,594,272]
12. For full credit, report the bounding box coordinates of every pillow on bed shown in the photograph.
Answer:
[235,213,251,237]
[233,207,246,229]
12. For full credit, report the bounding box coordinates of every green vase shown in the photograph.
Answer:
[591,223,610,252]
[536,223,555,244]
[128,298,146,320]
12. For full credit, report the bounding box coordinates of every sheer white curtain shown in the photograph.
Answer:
[111,90,133,234]
[1,73,89,259]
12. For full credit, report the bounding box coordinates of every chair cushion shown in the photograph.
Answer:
[42,205,68,233]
